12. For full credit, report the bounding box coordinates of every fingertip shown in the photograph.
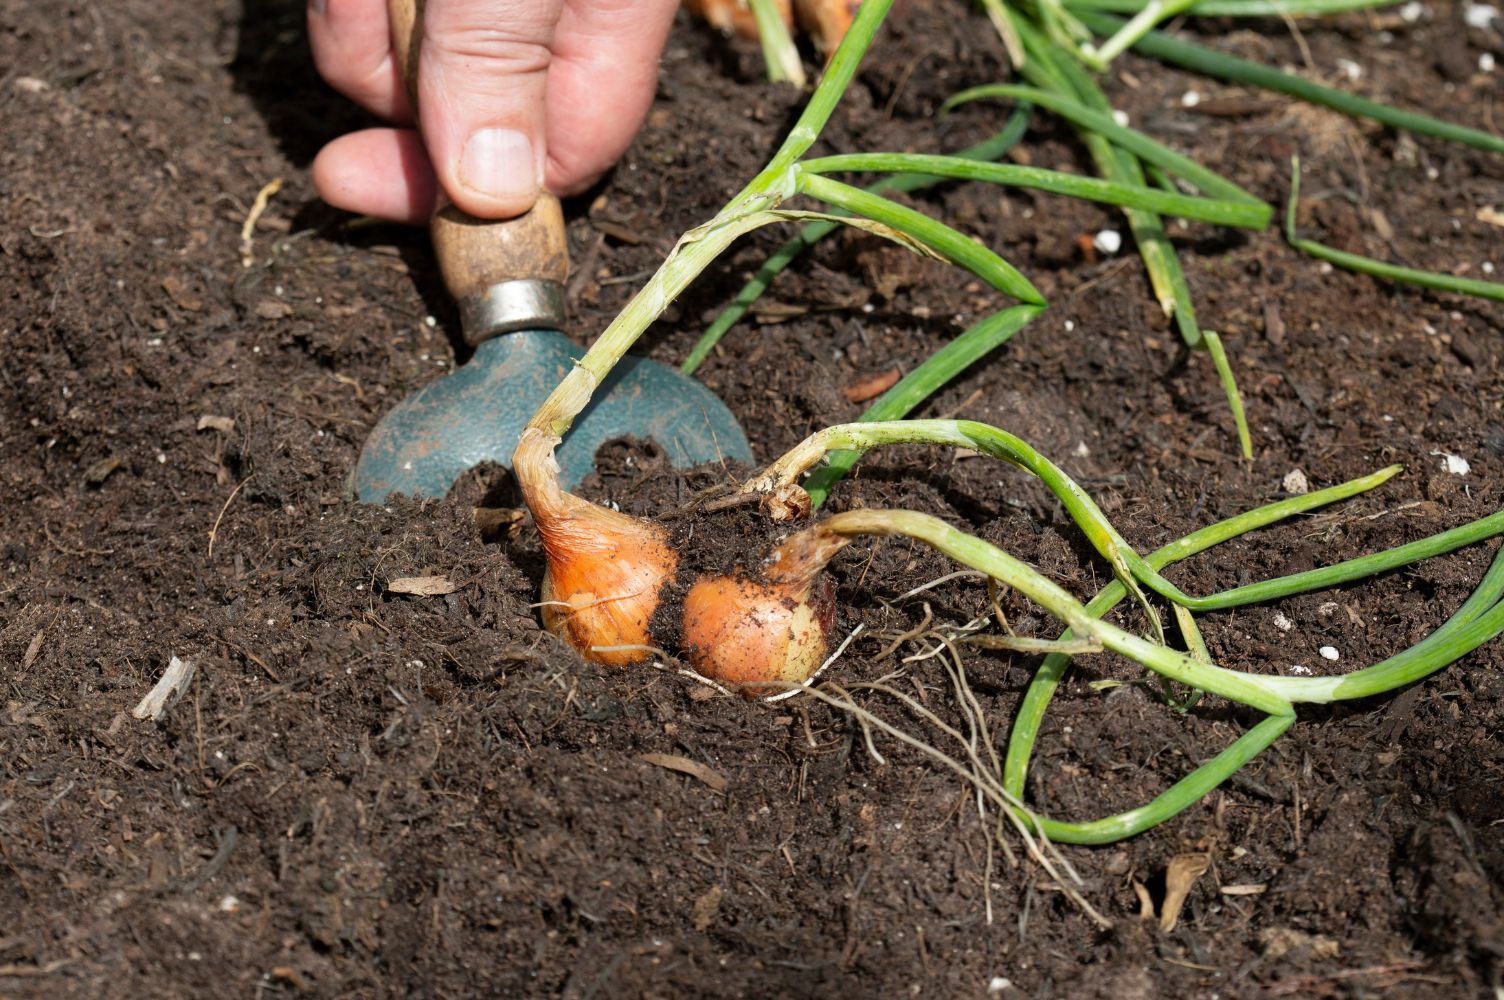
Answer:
[447,127,544,218]
[312,129,438,224]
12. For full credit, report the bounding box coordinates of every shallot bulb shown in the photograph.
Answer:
[518,430,676,666]
[682,521,846,691]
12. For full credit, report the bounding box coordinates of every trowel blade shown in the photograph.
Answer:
[352,329,752,503]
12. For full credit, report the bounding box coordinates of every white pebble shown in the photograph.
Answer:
[1482,53,1497,72]
[1282,468,1309,494]
[1336,59,1362,81]
[1484,261,1496,274]
[218,894,240,913]
[1463,3,1497,28]
[1319,646,1340,661]
[1289,663,1313,676]
[1432,450,1471,475]
[1092,229,1123,255]
[1111,110,1130,127]
[1064,319,1075,332]
[988,978,1014,994]
[1399,0,1425,21]
[1180,90,1201,107]
[1074,441,1090,457]
[1273,612,1294,632]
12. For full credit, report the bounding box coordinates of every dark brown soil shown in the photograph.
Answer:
[3,0,1503,996]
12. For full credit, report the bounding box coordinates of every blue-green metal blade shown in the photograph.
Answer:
[352,330,752,502]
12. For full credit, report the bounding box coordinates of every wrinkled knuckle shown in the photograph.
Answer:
[424,21,552,75]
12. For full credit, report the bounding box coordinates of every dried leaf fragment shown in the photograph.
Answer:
[387,575,459,596]
[84,456,122,485]
[640,752,729,792]
[691,884,724,930]
[1258,926,1340,961]
[843,367,901,403]
[1132,878,1154,921]
[22,631,44,671]
[197,415,236,434]
[161,275,204,312]
[1159,852,1210,932]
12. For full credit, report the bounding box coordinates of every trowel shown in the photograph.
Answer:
[352,0,751,504]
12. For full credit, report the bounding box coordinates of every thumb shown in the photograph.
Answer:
[418,0,564,218]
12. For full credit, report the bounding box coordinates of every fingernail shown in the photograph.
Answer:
[308,0,325,15]
[458,128,539,205]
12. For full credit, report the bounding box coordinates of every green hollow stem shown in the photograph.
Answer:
[1267,543,1504,702]
[1340,545,1504,690]
[1287,159,1504,302]
[1062,0,1403,16]
[1081,0,1201,68]
[816,508,1296,715]
[757,418,1277,601]
[1001,464,1402,794]
[799,154,1272,228]
[942,84,1264,207]
[1010,536,1504,842]
[1176,508,1504,613]
[751,419,1142,573]
[796,173,1047,305]
[802,304,1046,507]
[1013,19,1253,457]
[1032,714,1294,843]
[682,106,1033,376]
[524,0,898,439]
[1074,12,1504,154]
[749,0,806,87]
[1201,330,1252,459]
[771,418,1504,631]
[977,0,1028,67]
[1290,239,1504,303]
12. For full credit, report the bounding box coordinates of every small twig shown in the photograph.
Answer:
[177,825,240,893]
[207,475,252,557]
[132,655,196,721]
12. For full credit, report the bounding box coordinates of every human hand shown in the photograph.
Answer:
[308,0,681,223]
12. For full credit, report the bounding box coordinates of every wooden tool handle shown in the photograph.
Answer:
[388,0,569,323]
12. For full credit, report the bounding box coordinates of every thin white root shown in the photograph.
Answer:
[239,178,283,268]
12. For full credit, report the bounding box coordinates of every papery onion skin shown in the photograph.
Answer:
[682,574,835,689]
[518,428,677,666]
[536,500,676,666]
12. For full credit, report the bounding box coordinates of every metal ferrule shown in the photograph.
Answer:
[459,279,567,345]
